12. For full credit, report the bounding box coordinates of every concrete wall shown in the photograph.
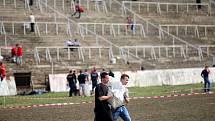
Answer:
[0,77,17,96]
[49,67,215,92]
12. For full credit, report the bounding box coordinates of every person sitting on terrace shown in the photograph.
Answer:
[66,39,81,51]
[73,39,81,47]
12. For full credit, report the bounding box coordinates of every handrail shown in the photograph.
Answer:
[160,24,215,37]
[0,21,71,36]
[36,0,108,14]
[34,46,113,64]
[160,24,215,27]
[38,0,150,66]
[199,45,215,57]
[120,45,187,59]
[112,0,212,60]
[77,22,145,37]
[122,1,210,15]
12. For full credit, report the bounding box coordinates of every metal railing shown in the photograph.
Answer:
[0,46,12,56]
[77,22,145,37]
[120,45,186,60]
[0,21,73,36]
[36,0,149,65]
[0,21,9,46]
[34,46,113,64]
[121,1,211,15]
[112,0,212,62]
[36,0,108,14]
[0,0,31,10]
[199,45,215,57]
[160,24,215,37]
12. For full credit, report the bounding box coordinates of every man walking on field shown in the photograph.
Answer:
[201,65,211,92]
[109,74,131,121]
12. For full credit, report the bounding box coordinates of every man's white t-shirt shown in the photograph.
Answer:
[29,15,35,23]
[108,78,129,108]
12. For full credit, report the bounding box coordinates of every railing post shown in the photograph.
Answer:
[208,2,211,16]
[12,22,15,35]
[165,47,168,57]
[35,23,41,36]
[3,0,5,8]
[45,23,48,34]
[23,22,26,35]
[195,25,199,38]
[14,0,17,8]
[99,48,102,58]
[62,0,65,10]
[135,47,138,57]
[141,24,146,37]
[204,26,207,36]
[89,48,91,59]
[96,35,99,46]
[68,48,70,60]
[157,3,161,15]
[54,0,56,9]
[34,48,40,64]
[198,47,203,61]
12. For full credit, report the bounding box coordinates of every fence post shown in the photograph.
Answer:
[3,96,6,108]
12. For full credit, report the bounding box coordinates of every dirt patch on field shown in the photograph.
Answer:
[0,94,215,121]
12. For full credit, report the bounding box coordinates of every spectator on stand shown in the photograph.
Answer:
[16,44,23,65]
[73,39,81,47]
[196,0,201,9]
[66,39,74,47]
[0,61,6,81]
[28,0,34,6]
[91,67,99,95]
[29,13,35,32]
[109,69,114,78]
[67,70,77,97]
[66,38,80,51]
[126,16,134,32]
[11,45,17,63]
[78,70,86,96]
[72,4,84,19]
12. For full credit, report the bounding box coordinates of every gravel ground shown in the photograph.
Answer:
[0,94,215,121]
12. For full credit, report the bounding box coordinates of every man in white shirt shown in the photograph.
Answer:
[109,74,131,121]
[29,13,35,32]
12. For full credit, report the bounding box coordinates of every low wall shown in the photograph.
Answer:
[49,67,215,92]
[0,77,17,96]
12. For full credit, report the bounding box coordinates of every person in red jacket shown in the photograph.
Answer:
[72,3,84,19]
[16,44,23,65]
[0,61,6,81]
[11,46,17,63]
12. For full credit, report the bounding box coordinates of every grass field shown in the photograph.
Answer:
[0,83,213,107]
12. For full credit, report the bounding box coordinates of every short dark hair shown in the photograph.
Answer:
[100,72,108,79]
[121,74,129,80]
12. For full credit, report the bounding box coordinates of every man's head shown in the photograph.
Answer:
[92,67,96,72]
[120,74,129,85]
[100,72,109,84]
